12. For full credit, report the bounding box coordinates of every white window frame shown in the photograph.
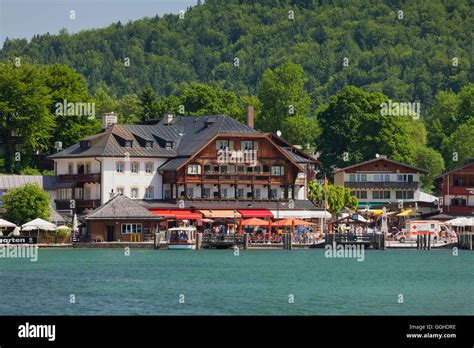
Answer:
[145,187,153,200]
[121,223,142,234]
[145,162,154,174]
[131,162,140,174]
[187,164,200,175]
[217,140,230,150]
[271,166,284,176]
[241,140,254,150]
[116,161,124,173]
[75,187,83,200]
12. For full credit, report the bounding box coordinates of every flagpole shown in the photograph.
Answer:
[324,175,328,234]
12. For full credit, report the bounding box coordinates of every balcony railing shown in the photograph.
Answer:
[442,205,474,214]
[202,171,272,180]
[58,173,101,183]
[443,186,474,195]
[344,181,418,189]
[179,197,287,202]
[55,199,101,210]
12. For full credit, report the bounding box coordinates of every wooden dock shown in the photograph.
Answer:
[325,233,385,250]
[457,231,473,250]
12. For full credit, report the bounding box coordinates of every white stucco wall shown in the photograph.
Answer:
[100,157,167,203]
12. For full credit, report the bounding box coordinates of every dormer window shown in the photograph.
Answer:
[145,141,153,148]
[216,140,231,150]
[125,140,133,148]
[80,140,91,149]
[165,141,173,150]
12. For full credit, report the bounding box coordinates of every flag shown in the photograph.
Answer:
[324,176,329,210]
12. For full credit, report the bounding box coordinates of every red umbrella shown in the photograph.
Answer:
[272,218,316,234]
[241,218,270,226]
[272,218,316,226]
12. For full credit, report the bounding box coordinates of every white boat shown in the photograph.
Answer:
[167,226,197,250]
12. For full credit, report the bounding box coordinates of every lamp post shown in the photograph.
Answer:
[233,208,237,238]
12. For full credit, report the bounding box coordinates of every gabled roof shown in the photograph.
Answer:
[48,115,257,159]
[267,133,319,164]
[85,194,161,220]
[434,161,474,180]
[0,175,72,191]
[333,157,429,174]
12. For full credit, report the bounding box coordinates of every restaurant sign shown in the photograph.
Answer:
[0,237,37,245]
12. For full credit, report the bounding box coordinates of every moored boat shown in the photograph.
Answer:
[167,226,197,250]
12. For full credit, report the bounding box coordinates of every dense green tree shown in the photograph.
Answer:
[308,182,358,215]
[179,83,243,121]
[116,94,142,124]
[45,64,100,150]
[1,0,470,108]
[413,147,445,192]
[94,85,118,117]
[426,86,474,149]
[442,119,474,171]
[257,62,312,133]
[138,86,157,121]
[0,63,54,173]
[316,86,436,176]
[281,115,320,151]
[2,183,51,225]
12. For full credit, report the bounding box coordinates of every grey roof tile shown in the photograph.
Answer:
[85,194,161,220]
[49,115,257,159]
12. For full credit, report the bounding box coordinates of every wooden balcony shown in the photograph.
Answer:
[182,171,287,185]
[442,186,474,195]
[344,181,418,189]
[205,171,270,180]
[55,199,101,210]
[58,173,101,183]
[183,197,284,202]
[442,205,474,214]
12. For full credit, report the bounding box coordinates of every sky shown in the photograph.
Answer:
[0,0,197,45]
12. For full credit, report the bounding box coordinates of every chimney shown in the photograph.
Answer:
[163,112,173,125]
[102,112,118,129]
[247,106,254,129]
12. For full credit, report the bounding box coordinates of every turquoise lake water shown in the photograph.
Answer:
[0,248,473,315]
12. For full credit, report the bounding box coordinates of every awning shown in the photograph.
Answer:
[149,209,201,220]
[199,210,242,219]
[269,210,330,219]
[396,209,413,217]
[305,211,332,219]
[238,209,273,218]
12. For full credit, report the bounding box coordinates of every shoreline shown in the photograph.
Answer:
[0,241,459,250]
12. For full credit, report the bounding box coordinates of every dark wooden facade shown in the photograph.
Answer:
[162,135,313,201]
[88,219,159,242]
[438,162,474,215]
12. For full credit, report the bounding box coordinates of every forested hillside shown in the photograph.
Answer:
[0,0,473,191]
[1,0,472,104]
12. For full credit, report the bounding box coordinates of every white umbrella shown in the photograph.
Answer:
[56,225,70,231]
[341,213,368,222]
[10,226,20,236]
[22,225,40,231]
[22,218,57,231]
[446,217,472,227]
[0,218,17,228]
[72,213,80,232]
